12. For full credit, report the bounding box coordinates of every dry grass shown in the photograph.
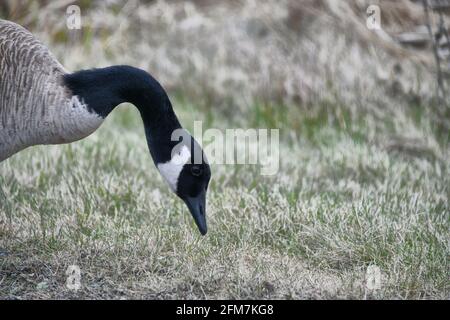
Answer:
[0,105,448,299]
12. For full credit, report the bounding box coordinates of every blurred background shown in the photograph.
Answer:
[1,0,449,140]
[0,0,448,299]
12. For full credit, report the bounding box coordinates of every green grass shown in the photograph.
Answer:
[0,100,448,299]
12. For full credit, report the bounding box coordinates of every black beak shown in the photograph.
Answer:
[183,190,207,235]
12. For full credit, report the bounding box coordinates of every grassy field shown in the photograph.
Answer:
[0,99,448,299]
[0,0,449,299]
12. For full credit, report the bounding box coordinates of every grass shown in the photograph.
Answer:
[0,99,448,299]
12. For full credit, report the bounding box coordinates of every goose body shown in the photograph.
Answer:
[0,20,210,235]
[0,20,103,161]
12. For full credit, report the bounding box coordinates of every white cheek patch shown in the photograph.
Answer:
[157,145,191,192]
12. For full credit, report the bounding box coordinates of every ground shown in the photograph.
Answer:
[0,100,448,299]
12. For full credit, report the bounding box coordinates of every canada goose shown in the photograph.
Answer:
[0,20,210,235]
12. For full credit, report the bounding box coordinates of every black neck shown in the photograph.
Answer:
[63,65,182,163]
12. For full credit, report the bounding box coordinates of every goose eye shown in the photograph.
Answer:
[191,166,203,176]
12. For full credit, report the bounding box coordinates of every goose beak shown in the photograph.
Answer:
[183,190,207,235]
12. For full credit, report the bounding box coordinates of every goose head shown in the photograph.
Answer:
[157,136,211,235]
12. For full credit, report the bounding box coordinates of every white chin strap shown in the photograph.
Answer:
[157,145,191,192]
